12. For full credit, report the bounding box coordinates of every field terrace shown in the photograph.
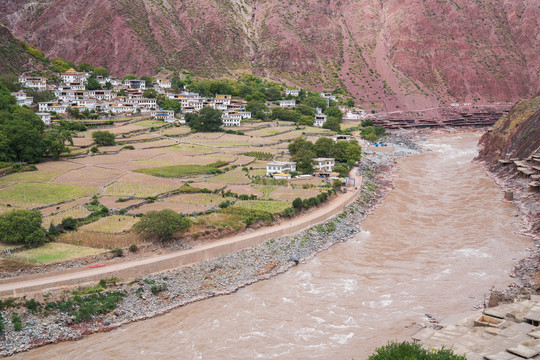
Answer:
[0,120,338,268]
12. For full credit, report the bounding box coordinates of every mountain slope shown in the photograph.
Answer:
[1,0,538,110]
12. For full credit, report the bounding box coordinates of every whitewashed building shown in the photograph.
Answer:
[313,158,335,173]
[314,109,327,127]
[266,161,296,176]
[18,76,47,91]
[222,113,241,126]
[38,102,67,114]
[11,92,33,106]
[151,110,175,121]
[156,79,171,88]
[321,92,336,101]
[36,112,51,125]
[124,80,146,90]
[285,89,300,97]
[279,99,296,108]
[60,69,88,84]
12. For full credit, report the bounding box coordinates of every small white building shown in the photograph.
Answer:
[313,158,335,173]
[450,103,460,107]
[321,92,336,101]
[279,99,296,108]
[314,109,327,127]
[237,111,252,119]
[60,69,88,84]
[214,94,232,105]
[18,76,47,91]
[38,102,67,114]
[343,111,361,121]
[222,114,241,127]
[11,92,33,106]
[124,80,146,90]
[266,161,296,176]
[36,112,51,125]
[156,79,171,88]
[151,110,175,121]
[332,134,352,142]
[285,89,300,97]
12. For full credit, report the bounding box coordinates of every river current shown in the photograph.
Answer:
[17,132,531,359]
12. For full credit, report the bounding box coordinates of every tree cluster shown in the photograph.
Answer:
[187,106,223,132]
[0,210,46,247]
[288,136,362,174]
[0,84,73,163]
[133,209,191,242]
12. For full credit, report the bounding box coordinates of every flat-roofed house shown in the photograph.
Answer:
[266,161,296,176]
[313,158,335,173]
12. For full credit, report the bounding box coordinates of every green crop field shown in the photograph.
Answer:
[0,183,97,207]
[13,243,104,264]
[232,200,290,213]
[206,167,251,185]
[42,206,92,228]
[80,215,139,233]
[134,120,166,128]
[134,161,226,178]
[0,171,59,187]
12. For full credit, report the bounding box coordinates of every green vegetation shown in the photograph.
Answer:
[0,183,96,205]
[134,161,227,177]
[0,209,45,246]
[45,290,125,323]
[13,243,104,264]
[233,200,290,214]
[92,130,116,146]
[368,341,466,360]
[133,209,191,241]
[188,106,223,132]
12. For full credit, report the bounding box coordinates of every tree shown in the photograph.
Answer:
[93,67,110,78]
[78,62,94,72]
[323,116,341,132]
[298,115,314,126]
[304,95,328,111]
[246,100,268,120]
[288,137,314,155]
[140,76,154,88]
[189,106,223,132]
[123,74,138,80]
[324,106,343,120]
[245,91,266,102]
[333,140,361,163]
[296,104,316,117]
[314,137,334,158]
[0,210,46,247]
[368,341,466,360]
[92,130,115,146]
[265,86,282,101]
[292,198,303,211]
[43,129,73,159]
[143,89,159,99]
[291,149,316,174]
[271,108,298,122]
[345,99,355,108]
[86,77,102,90]
[133,209,191,241]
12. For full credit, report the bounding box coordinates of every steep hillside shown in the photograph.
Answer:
[1,0,538,111]
[477,96,540,165]
[0,25,50,75]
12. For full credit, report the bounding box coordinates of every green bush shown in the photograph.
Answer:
[129,244,138,252]
[11,312,22,331]
[292,198,303,210]
[0,210,46,246]
[133,210,191,242]
[368,341,466,360]
[92,130,115,146]
[61,217,78,231]
[111,247,123,257]
[90,146,99,153]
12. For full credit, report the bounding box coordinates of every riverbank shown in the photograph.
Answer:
[0,135,421,356]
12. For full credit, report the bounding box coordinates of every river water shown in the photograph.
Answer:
[18,132,531,359]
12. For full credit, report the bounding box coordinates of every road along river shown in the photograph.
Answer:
[16,132,531,359]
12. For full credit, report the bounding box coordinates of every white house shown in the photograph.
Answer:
[36,112,51,125]
[266,161,296,176]
[11,92,33,106]
[151,110,175,121]
[332,134,352,142]
[450,103,460,107]
[313,158,335,173]
[214,94,232,105]
[18,76,47,91]
[279,99,296,108]
[285,89,300,97]
[343,111,361,121]
[321,92,336,101]
[238,111,252,119]
[60,69,88,84]
[222,114,241,127]
[156,79,171,88]
[314,109,327,127]
[38,102,67,114]
[124,80,146,90]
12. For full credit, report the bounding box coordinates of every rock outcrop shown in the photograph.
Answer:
[0,0,538,111]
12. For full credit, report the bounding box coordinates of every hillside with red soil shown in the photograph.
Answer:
[1,0,538,112]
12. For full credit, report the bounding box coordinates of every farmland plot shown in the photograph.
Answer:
[80,215,139,233]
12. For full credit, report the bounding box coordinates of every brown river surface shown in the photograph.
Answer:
[17,132,531,359]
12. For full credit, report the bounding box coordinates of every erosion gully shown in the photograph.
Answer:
[16,132,531,359]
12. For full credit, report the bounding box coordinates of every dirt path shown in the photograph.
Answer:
[0,171,363,297]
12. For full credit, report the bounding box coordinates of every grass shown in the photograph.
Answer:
[232,200,290,213]
[167,193,234,206]
[103,182,179,197]
[13,243,104,264]
[58,231,143,249]
[0,171,59,187]
[170,144,216,153]
[134,120,166,128]
[206,167,251,185]
[194,212,245,231]
[0,183,97,207]
[134,161,227,178]
[80,215,139,233]
[161,127,191,136]
[42,207,92,228]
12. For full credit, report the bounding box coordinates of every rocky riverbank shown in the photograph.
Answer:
[0,135,421,356]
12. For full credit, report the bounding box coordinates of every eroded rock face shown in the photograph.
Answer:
[0,0,538,110]
[477,96,540,166]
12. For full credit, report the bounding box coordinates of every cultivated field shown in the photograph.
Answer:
[0,119,338,261]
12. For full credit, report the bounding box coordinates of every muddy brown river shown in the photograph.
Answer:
[17,132,531,359]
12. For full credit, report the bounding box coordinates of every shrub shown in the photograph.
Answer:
[238,194,249,200]
[368,341,466,360]
[111,247,123,257]
[61,217,78,231]
[92,130,116,146]
[11,313,22,331]
[133,210,191,242]
[292,198,303,210]
[281,207,296,217]
[90,146,99,153]
[122,145,135,150]
[219,200,233,208]
[129,244,138,253]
